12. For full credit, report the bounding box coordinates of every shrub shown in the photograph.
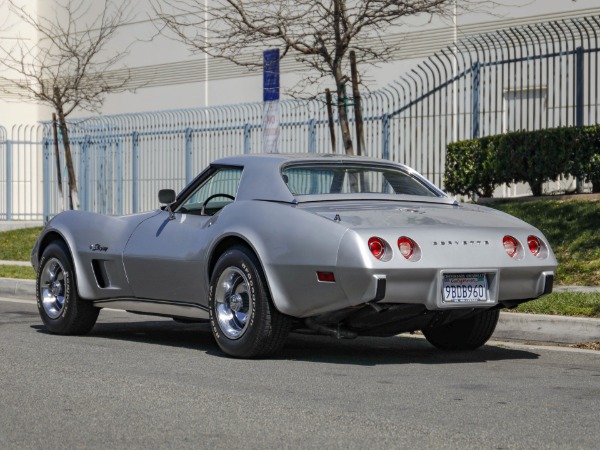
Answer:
[445,137,498,197]
[445,126,600,197]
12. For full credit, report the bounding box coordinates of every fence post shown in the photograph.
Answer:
[185,128,193,184]
[132,131,139,213]
[5,140,12,220]
[576,46,584,127]
[471,62,480,139]
[80,136,90,211]
[116,139,123,215]
[244,124,251,154]
[308,119,316,153]
[42,138,50,222]
[381,114,390,160]
[99,143,107,214]
[576,46,584,192]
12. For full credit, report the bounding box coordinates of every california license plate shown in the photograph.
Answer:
[442,273,488,303]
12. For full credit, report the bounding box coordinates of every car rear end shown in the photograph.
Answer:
[335,221,556,312]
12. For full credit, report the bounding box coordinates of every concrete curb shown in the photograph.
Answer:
[554,285,600,293]
[0,260,32,267]
[0,278,36,299]
[0,278,598,345]
[0,220,43,232]
[494,312,600,344]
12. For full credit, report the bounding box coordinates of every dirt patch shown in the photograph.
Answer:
[569,341,600,351]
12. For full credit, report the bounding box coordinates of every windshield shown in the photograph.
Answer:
[281,163,441,197]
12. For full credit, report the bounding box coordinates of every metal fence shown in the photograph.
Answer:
[0,124,44,220]
[1,15,599,221]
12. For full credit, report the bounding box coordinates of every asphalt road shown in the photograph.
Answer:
[1,297,599,449]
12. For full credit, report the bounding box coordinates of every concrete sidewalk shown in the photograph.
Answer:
[0,260,32,267]
[0,221,43,232]
[1,277,598,346]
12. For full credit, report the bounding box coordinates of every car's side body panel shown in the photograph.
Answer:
[122,211,211,302]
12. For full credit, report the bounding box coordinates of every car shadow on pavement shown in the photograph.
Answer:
[32,315,540,365]
[32,319,215,352]
[279,333,539,365]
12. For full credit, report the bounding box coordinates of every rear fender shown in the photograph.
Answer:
[206,201,349,317]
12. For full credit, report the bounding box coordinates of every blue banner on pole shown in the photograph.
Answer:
[263,49,280,102]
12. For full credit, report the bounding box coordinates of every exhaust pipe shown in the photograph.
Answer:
[304,318,357,339]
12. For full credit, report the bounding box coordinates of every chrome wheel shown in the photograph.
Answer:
[39,257,66,319]
[209,246,292,358]
[215,267,252,339]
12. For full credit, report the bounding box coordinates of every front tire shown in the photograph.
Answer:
[209,246,291,358]
[423,310,499,351]
[36,241,99,335]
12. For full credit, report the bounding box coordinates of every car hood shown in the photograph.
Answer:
[299,201,530,229]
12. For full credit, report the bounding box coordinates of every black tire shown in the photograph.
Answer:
[423,309,500,351]
[208,246,291,358]
[36,241,99,335]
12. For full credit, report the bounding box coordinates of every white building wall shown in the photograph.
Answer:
[2,0,599,128]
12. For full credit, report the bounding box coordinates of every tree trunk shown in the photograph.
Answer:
[350,51,364,157]
[336,90,354,156]
[52,113,65,211]
[55,106,79,210]
[325,89,336,153]
[334,71,359,191]
[335,77,354,156]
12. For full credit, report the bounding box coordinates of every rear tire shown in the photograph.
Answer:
[209,246,291,358]
[36,241,99,335]
[423,310,499,351]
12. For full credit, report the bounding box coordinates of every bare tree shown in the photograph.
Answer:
[154,0,493,155]
[0,0,133,209]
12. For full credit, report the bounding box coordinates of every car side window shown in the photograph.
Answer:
[177,168,243,215]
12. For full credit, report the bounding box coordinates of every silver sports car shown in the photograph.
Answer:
[31,154,557,358]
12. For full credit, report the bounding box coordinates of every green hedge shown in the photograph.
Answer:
[445,125,600,197]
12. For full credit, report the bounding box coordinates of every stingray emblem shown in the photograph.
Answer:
[90,244,108,252]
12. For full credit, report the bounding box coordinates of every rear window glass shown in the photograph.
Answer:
[282,163,440,197]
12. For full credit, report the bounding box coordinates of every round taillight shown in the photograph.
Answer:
[397,236,415,259]
[503,236,519,258]
[368,237,386,260]
[528,235,542,256]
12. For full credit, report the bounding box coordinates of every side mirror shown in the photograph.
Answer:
[158,189,176,220]
[158,189,176,204]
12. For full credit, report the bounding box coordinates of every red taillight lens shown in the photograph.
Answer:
[397,236,415,259]
[503,235,519,258]
[527,235,542,256]
[368,237,386,260]
[317,271,336,282]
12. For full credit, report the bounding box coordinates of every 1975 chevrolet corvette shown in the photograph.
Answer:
[31,154,557,358]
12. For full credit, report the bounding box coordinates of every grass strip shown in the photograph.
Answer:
[0,227,43,261]
[486,199,600,286]
[0,265,36,280]
[511,292,600,318]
